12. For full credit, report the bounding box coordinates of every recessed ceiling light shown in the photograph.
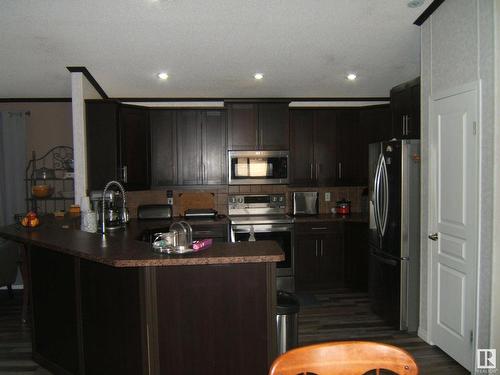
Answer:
[254,73,264,80]
[407,0,425,7]
[158,72,169,80]
[346,73,357,81]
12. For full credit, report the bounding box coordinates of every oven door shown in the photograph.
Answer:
[230,224,294,277]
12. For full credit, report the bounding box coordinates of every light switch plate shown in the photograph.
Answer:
[325,192,331,202]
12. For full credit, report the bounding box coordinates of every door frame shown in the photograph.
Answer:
[425,80,481,369]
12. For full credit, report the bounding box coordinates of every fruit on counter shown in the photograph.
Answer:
[21,211,40,227]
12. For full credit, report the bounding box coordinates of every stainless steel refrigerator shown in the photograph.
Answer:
[368,139,420,331]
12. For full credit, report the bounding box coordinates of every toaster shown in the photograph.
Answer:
[292,192,319,215]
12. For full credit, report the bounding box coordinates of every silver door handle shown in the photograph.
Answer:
[402,116,407,136]
[338,162,342,180]
[310,163,313,180]
[428,233,439,241]
[123,165,128,183]
[315,240,318,256]
[380,155,389,236]
[407,116,411,136]
[320,240,324,256]
[316,163,319,180]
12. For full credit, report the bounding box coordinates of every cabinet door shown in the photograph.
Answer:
[363,105,391,144]
[335,109,361,186]
[319,232,344,286]
[407,82,420,139]
[289,110,315,186]
[390,88,409,139]
[177,110,202,185]
[313,110,337,186]
[202,110,227,185]
[258,103,289,150]
[119,106,150,190]
[86,101,119,191]
[227,103,258,150]
[150,110,177,186]
[295,236,319,290]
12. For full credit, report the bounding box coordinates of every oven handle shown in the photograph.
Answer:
[231,226,293,233]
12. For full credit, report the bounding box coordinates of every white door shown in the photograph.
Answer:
[429,84,478,371]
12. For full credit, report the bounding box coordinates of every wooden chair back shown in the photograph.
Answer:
[269,341,419,375]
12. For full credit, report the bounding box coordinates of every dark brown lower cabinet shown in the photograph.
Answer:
[295,222,344,290]
[28,245,275,375]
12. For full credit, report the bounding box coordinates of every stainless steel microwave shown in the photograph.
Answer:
[228,150,289,185]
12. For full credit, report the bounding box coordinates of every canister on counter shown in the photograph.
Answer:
[336,199,351,215]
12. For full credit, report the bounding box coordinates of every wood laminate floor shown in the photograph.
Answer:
[297,288,470,374]
[1,289,469,374]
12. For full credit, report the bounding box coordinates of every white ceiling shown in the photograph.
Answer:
[0,0,424,99]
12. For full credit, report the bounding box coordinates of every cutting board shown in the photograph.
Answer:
[178,192,216,215]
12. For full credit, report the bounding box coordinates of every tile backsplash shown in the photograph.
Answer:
[126,185,368,218]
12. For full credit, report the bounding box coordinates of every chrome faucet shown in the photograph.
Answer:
[101,180,129,234]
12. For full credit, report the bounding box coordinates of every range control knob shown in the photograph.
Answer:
[238,197,244,203]
[271,196,278,202]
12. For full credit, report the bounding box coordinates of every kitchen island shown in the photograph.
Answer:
[0,218,283,375]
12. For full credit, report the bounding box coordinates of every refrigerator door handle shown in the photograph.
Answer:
[373,153,383,236]
[380,155,389,236]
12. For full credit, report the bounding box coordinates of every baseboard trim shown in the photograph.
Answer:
[418,327,431,343]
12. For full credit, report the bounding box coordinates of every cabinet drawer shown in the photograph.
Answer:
[295,221,342,234]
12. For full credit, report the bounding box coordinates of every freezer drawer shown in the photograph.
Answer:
[369,250,401,328]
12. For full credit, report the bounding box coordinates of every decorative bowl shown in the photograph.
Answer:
[32,185,54,198]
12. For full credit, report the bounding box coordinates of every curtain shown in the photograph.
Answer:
[0,111,27,227]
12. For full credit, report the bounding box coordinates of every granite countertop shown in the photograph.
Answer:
[0,216,283,268]
[292,212,369,223]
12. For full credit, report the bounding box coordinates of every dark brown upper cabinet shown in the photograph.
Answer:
[86,101,120,192]
[334,109,362,186]
[391,77,420,139]
[150,110,177,186]
[201,110,227,185]
[289,109,336,186]
[227,102,289,150]
[119,106,151,190]
[177,109,227,186]
[86,101,150,192]
[150,109,226,186]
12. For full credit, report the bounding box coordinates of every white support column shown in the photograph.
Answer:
[71,72,87,205]
[70,72,101,206]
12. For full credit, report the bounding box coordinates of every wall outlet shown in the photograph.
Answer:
[325,192,331,202]
[166,190,174,205]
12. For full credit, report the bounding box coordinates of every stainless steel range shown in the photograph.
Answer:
[229,194,294,292]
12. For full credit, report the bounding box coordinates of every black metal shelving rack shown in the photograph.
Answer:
[25,146,74,214]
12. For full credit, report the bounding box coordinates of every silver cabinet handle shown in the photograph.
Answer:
[315,240,318,256]
[316,163,319,180]
[428,233,439,241]
[311,227,328,230]
[320,240,324,256]
[310,163,313,180]
[123,165,128,183]
[338,162,342,180]
[402,116,406,136]
[407,116,411,136]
